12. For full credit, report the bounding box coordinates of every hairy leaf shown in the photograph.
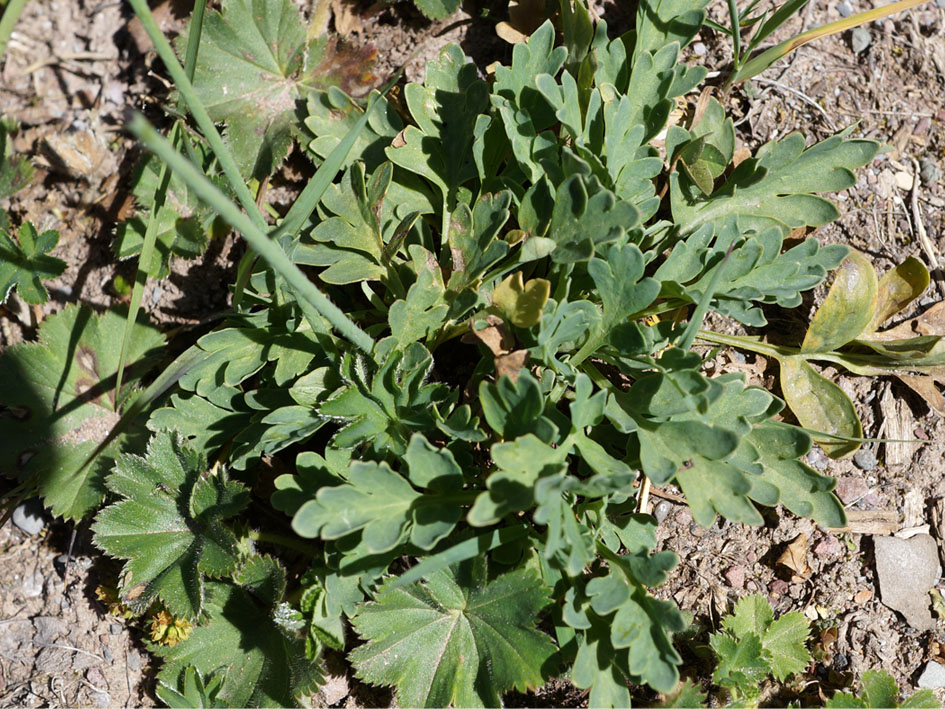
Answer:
[92,432,249,618]
[0,123,34,199]
[184,0,376,179]
[154,556,321,707]
[0,220,66,305]
[720,594,810,681]
[350,561,556,707]
[0,305,163,519]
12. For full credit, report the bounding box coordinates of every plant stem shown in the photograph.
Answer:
[0,0,28,65]
[248,530,314,556]
[131,115,377,355]
[726,0,742,74]
[125,0,267,233]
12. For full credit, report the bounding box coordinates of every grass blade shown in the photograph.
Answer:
[731,0,929,84]
[125,0,266,232]
[130,114,376,355]
[114,0,208,407]
[0,0,28,65]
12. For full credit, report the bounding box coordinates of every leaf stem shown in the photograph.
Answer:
[248,530,315,556]
[130,115,377,355]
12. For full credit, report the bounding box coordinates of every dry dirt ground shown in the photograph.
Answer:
[1,0,945,706]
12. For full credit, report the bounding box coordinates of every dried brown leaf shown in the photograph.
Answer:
[777,533,812,581]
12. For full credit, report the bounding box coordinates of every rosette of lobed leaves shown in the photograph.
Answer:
[64,1,883,706]
[255,2,878,705]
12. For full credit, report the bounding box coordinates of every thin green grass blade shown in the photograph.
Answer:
[732,0,929,83]
[677,243,735,351]
[0,0,28,64]
[114,0,209,408]
[387,524,530,589]
[125,0,266,232]
[130,114,376,355]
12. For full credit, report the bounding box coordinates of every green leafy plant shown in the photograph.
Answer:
[0,119,33,200]
[0,215,66,305]
[709,594,811,705]
[3,0,930,706]
[700,253,945,458]
[825,670,938,708]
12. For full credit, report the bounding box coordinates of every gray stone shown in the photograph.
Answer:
[33,616,67,645]
[653,500,672,524]
[73,650,100,670]
[692,42,707,57]
[837,2,853,18]
[807,447,829,471]
[22,570,44,598]
[874,534,940,630]
[851,27,872,54]
[127,651,142,671]
[853,448,878,471]
[921,157,942,186]
[87,690,110,709]
[918,661,945,688]
[12,498,46,535]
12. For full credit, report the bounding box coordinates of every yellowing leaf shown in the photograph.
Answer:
[779,355,862,458]
[493,272,551,328]
[865,256,929,335]
[801,250,877,353]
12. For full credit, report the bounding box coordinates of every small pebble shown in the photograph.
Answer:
[853,448,878,471]
[921,157,942,186]
[12,498,47,536]
[127,652,142,671]
[918,660,945,688]
[837,2,853,18]
[87,667,108,690]
[814,534,842,558]
[732,351,746,364]
[723,565,746,589]
[851,26,872,54]
[102,646,114,663]
[807,447,829,470]
[833,652,850,672]
[150,285,164,304]
[109,623,122,635]
[87,690,110,709]
[653,500,672,524]
[769,578,790,596]
[692,41,707,57]
[22,570,44,598]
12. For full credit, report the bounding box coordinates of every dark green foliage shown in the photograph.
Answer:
[0,217,66,304]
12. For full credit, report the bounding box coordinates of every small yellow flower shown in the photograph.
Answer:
[149,610,193,647]
[94,585,135,619]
